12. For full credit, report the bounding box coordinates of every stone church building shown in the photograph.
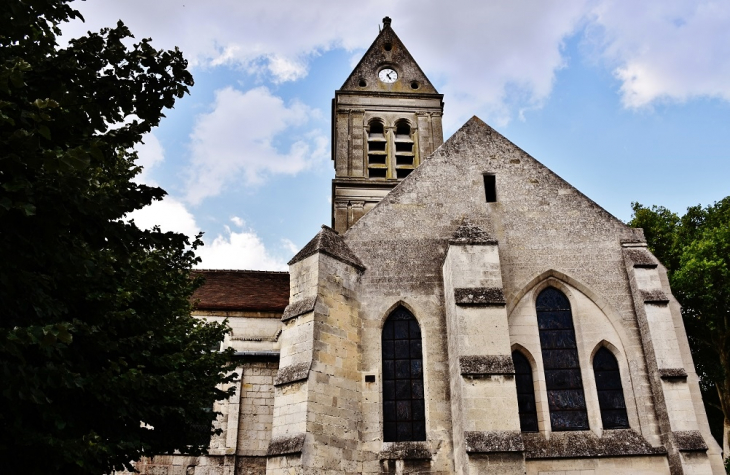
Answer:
[134,17,723,475]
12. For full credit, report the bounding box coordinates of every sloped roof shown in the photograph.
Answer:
[192,270,290,312]
[288,225,365,270]
[339,17,438,95]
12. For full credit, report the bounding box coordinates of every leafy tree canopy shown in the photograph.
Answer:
[629,197,730,451]
[0,1,234,473]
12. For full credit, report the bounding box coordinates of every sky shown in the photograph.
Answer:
[61,0,730,271]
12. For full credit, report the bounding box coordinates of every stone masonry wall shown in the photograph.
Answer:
[237,360,278,474]
[343,117,721,474]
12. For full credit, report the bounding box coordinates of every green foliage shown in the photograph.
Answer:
[0,1,235,473]
[629,197,730,448]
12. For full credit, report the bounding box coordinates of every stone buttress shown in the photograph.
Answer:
[443,222,525,474]
[266,226,365,474]
[623,242,722,474]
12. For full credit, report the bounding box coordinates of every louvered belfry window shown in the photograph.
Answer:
[513,350,539,432]
[382,307,426,442]
[536,287,589,431]
[593,347,630,429]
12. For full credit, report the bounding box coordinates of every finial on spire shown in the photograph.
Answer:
[383,17,392,27]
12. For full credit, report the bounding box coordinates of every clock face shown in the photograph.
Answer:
[378,68,398,83]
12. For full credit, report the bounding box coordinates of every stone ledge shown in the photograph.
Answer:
[659,368,688,380]
[378,441,431,460]
[465,431,524,453]
[641,289,669,304]
[274,362,311,386]
[454,287,506,306]
[624,248,658,268]
[281,296,317,322]
[266,433,306,456]
[674,431,708,452]
[523,429,666,459]
[460,355,515,376]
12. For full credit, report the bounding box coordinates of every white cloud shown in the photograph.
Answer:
[128,196,200,238]
[184,86,327,204]
[128,197,288,271]
[280,238,299,255]
[62,0,730,125]
[196,229,288,271]
[267,55,308,83]
[588,0,730,108]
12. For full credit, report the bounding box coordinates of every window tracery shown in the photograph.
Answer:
[593,347,629,429]
[536,287,589,431]
[382,306,426,442]
[512,350,539,432]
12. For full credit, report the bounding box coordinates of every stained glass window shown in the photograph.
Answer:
[382,307,426,442]
[593,347,629,429]
[536,287,589,431]
[512,351,538,432]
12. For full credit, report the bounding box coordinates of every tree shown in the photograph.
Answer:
[0,1,235,473]
[629,198,730,459]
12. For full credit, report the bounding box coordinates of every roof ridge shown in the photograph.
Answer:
[193,269,290,274]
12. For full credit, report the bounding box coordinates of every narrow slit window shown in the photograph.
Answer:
[593,347,630,429]
[513,351,539,432]
[536,287,589,431]
[382,307,426,442]
[484,174,497,202]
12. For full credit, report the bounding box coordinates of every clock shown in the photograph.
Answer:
[378,68,398,83]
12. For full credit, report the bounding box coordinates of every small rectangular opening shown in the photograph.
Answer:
[368,154,386,165]
[484,174,497,202]
[396,169,413,179]
[396,155,413,166]
[368,141,386,152]
[369,168,387,178]
[365,374,376,383]
[395,142,412,153]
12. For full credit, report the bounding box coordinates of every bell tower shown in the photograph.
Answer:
[331,17,444,233]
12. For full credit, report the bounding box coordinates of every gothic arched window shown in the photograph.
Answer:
[393,119,415,179]
[512,350,538,432]
[593,347,630,429]
[536,287,589,431]
[382,307,426,442]
[367,119,387,178]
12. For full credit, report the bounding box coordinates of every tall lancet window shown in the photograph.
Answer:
[536,287,589,430]
[513,350,539,432]
[382,307,426,442]
[593,347,630,429]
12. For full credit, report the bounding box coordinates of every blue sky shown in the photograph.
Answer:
[63,1,730,270]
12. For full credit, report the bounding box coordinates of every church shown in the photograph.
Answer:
[134,17,723,475]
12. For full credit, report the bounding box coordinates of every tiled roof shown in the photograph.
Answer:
[192,270,290,312]
[288,225,365,270]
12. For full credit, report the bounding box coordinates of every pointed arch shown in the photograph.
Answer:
[508,269,620,325]
[512,349,538,432]
[382,306,425,442]
[593,346,630,429]
[536,287,589,431]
